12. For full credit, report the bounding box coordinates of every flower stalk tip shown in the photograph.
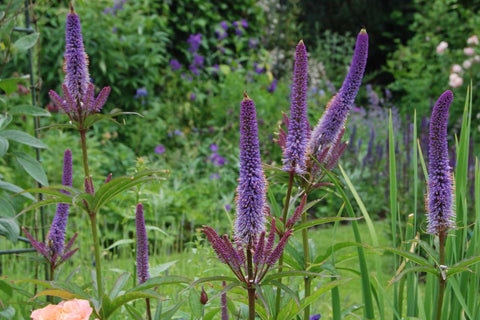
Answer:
[426,90,455,235]
[135,203,150,284]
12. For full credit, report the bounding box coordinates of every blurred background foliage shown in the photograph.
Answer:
[1,0,479,249]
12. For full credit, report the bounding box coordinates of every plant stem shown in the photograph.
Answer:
[79,129,103,301]
[302,210,311,320]
[146,298,152,320]
[274,171,294,317]
[90,213,103,302]
[247,240,256,320]
[434,232,446,320]
[79,129,90,178]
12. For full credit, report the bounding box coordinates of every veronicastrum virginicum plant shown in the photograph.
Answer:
[18,4,175,319]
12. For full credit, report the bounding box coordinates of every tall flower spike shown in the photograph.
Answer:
[309,28,368,156]
[426,90,455,235]
[64,3,90,104]
[135,203,150,284]
[46,149,73,255]
[235,92,267,243]
[282,40,309,173]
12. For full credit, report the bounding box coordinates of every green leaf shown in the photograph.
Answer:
[13,152,49,186]
[0,218,19,243]
[109,272,131,300]
[128,275,190,292]
[13,32,39,52]
[294,216,362,232]
[452,255,480,269]
[0,77,28,95]
[104,291,161,318]
[0,306,15,319]
[380,246,433,268]
[150,261,177,277]
[93,169,167,211]
[189,288,203,319]
[0,196,15,217]
[0,113,12,130]
[104,239,134,251]
[34,289,78,300]
[11,105,51,117]
[390,266,439,283]
[0,136,8,157]
[0,279,13,296]
[0,130,47,148]
[0,180,35,200]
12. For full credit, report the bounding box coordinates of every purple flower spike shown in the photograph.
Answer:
[221,281,229,320]
[64,4,90,104]
[91,86,111,112]
[46,149,73,256]
[235,92,267,243]
[135,203,150,284]
[426,90,455,235]
[309,28,368,156]
[282,40,309,174]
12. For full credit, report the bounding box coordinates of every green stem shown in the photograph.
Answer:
[302,210,311,320]
[90,213,103,301]
[79,129,90,178]
[247,240,256,320]
[274,171,294,318]
[434,232,446,320]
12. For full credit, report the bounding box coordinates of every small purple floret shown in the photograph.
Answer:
[426,90,455,235]
[235,93,266,243]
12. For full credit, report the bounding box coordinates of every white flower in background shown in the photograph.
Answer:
[463,60,472,69]
[449,73,463,88]
[467,35,479,46]
[451,64,462,73]
[436,41,448,54]
[474,55,480,63]
[464,47,475,56]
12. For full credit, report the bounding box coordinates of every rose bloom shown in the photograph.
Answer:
[464,47,475,56]
[467,35,479,46]
[436,41,448,54]
[451,64,462,73]
[31,299,96,320]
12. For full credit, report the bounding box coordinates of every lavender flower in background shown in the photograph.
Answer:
[282,40,309,174]
[426,90,455,235]
[190,93,196,101]
[210,144,218,152]
[240,19,248,28]
[310,315,321,320]
[248,38,258,49]
[209,152,226,166]
[46,149,73,256]
[154,145,165,154]
[174,130,183,136]
[170,59,182,71]
[134,87,148,99]
[267,78,278,93]
[210,173,220,180]
[220,21,228,30]
[224,204,232,211]
[235,93,266,243]
[135,203,150,284]
[187,33,202,52]
[235,28,243,36]
[215,29,228,40]
[309,28,368,156]
[254,62,265,74]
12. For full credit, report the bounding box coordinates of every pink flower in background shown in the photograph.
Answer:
[436,41,448,54]
[467,35,479,46]
[463,60,472,69]
[464,47,475,56]
[451,64,462,73]
[31,299,95,320]
[449,73,463,88]
[154,145,165,154]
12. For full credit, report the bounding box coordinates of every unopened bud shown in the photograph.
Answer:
[200,286,208,305]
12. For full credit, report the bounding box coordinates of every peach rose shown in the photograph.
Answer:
[31,299,94,320]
